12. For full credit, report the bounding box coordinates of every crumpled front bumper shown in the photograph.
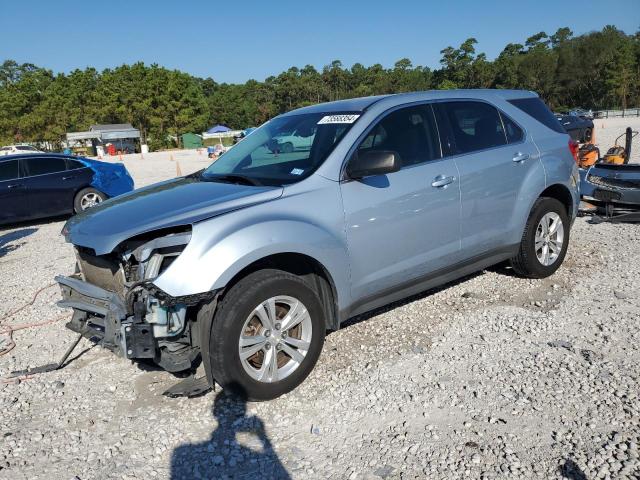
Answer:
[56,275,155,359]
[579,166,640,207]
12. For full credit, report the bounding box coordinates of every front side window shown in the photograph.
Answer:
[23,157,67,176]
[16,145,37,151]
[357,105,440,167]
[202,112,359,186]
[437,101,507,155]
[0,160,20,181]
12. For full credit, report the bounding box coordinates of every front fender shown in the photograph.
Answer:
[153,217,351,311]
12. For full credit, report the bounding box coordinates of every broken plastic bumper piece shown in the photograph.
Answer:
[55,275,155,359]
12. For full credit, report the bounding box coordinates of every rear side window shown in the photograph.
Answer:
[508,97,565,134]
[66,159,85,170]
[500,113,524,143]
[357,104,440,167]
[0,160,20,181]
[23,157,67,176]
[436,101,507,155]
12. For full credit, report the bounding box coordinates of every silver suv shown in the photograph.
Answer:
[57,90,579,400]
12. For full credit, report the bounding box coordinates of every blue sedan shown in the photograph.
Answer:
[0,153,134,225]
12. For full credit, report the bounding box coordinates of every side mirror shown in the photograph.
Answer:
[347,150,402,179]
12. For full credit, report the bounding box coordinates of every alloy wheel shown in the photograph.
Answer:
[238,295,312,383]
[80,192,103,210]
[534,212,564,266]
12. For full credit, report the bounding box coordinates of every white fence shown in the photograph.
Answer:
[594,108,640,119]
[202,130,243,140]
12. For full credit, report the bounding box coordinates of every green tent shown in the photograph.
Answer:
[181,133,203,149]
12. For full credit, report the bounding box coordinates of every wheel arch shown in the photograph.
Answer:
[219,252,340,331]
[539,183,575,218]
[197,251,340,391]
[73,184,101,198]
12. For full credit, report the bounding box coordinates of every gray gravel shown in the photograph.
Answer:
[1,205,640,479]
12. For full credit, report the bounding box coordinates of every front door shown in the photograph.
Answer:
[0,159,29,223]
[340,104,461,303]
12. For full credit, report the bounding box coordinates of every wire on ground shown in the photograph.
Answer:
[0,283,68,358]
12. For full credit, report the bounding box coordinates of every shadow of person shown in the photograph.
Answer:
[171,386,291,480]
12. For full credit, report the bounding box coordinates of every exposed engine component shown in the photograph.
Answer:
[146,296,187,337]
[57,228,205,372]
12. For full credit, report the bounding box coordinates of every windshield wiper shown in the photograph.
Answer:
[202,173,263,186]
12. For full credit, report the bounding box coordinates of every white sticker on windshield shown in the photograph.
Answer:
[317,114,360,125]
[290,168,304,175]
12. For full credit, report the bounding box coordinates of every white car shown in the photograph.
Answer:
[271,130,314,153]
[0,144,43,156]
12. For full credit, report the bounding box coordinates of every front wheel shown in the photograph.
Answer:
[207,269,326,401]
[281,142,294,153]
[510,197,570,278]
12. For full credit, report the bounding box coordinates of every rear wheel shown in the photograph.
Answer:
[207,269,325,401]
[510,197,569,278]
[281,142,294,153]
[74,188,106,213]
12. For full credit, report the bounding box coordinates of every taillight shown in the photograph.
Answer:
[569,139,579,164]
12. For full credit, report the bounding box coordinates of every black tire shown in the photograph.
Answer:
[510,197,570,278]
[207,269,325,401]
[73,187,106,213]
[281,142,294,153]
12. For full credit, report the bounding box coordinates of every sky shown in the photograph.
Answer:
[1,0,638,84]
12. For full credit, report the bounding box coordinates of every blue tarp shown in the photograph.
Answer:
[206,125,232,134]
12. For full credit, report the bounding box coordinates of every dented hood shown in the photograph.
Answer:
[63,174,283,255]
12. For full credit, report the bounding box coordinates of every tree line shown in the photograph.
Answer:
[0,25,638,150]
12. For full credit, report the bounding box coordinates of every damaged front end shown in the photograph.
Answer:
[581,163,640,222]
[56,228,215,372]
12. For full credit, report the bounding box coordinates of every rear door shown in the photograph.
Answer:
[64,158,95,190]
[22,156,82,216]
[0,159,29,223]
[341,103,461,303]
[434,100,539,258]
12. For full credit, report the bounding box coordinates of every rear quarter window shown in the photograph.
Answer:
[500,112,524,143]
[508,97,565,134]
[66,159,85,170]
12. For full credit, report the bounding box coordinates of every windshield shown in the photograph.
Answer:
[202,112,360,186]
[16,145,37,151]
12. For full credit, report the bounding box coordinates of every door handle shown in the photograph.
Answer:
[512,152,530,163]
[431,175,455,188]
[62,175,76,180]
[7,183,22,189]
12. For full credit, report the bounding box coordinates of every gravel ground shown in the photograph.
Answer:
[2,130,640,479]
